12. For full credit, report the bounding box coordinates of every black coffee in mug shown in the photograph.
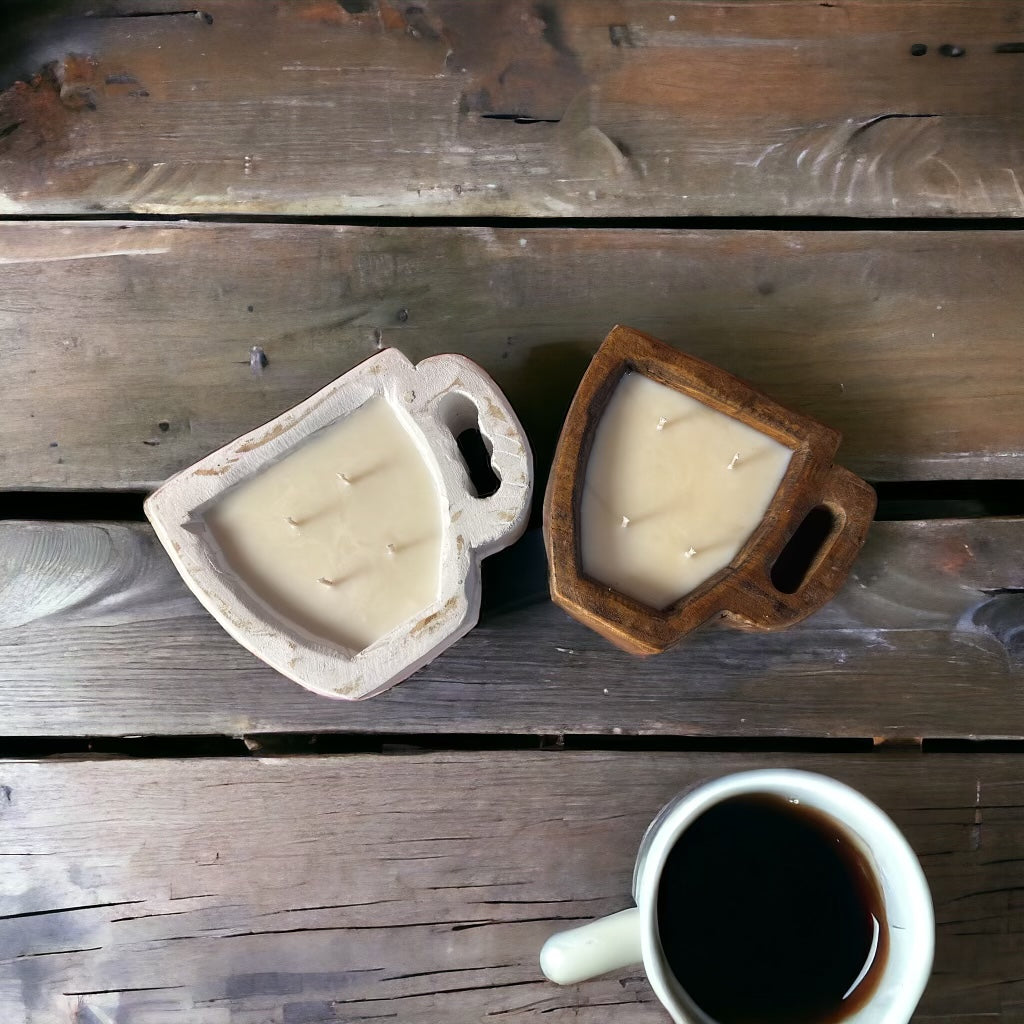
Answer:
[657,794,888,1024]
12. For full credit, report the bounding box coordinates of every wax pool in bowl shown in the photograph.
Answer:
[580,373,794,609]
[204,396,444,653]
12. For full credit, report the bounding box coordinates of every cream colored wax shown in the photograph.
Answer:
[580,373,793,609]
[205,397,443,652]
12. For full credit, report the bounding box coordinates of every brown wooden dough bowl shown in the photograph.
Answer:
[544,325,876,655]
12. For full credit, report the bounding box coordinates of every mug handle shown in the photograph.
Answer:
[417,354,534,555]
[724,464,876,631]
[540,907,643,985]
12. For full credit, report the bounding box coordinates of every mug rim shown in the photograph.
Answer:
[634,769,935,1024]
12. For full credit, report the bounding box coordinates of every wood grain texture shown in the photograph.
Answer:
[3,223,1024,491]
[2,0,1024,216]
[1,518,1022,739]
[0,752,1022,1023]
[544,325,876,654]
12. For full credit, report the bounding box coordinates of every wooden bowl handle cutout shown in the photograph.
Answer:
[724,464,877,632]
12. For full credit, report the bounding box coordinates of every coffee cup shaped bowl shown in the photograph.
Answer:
[146,348,533,700]
[543,326,876,654]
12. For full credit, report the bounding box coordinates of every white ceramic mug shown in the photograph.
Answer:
[540,770,934,1024]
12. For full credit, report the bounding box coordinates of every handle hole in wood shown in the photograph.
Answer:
[770,505,836,594]
[440,393,501,498]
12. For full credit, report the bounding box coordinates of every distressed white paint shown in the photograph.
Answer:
[145,349,533,700]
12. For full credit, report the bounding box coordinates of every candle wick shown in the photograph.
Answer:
[335,463,384,486]
[386,543,397,555]
[656,416,668,431]
[684,546,697,559]
[620,516,631,529]
[727,453,741,470]
[285,516,301,529]
[317,576,337,587]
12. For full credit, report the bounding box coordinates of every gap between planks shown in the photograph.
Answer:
[5,214,1024,230]
[5,482,1024,523]
[4,736,1024,762]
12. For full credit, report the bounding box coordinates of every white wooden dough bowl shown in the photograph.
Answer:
[145,349,533,700]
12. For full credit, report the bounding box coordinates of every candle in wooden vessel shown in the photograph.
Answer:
[580,372,793,609]
[205,396,442,652]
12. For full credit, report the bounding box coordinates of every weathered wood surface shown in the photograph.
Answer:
[2,518,1021,739]
[3,223,1024,491]
[0,752,1021,1022]
[2,0,1024,217]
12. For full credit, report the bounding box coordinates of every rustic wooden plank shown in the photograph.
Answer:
[0,752,1021,1022]
[1,518,1021,738]
[2,0,1024,217]
[3,223,1024,489]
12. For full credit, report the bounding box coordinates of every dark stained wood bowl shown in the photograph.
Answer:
[543,325,877,655]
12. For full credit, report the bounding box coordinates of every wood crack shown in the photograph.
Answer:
[948,884,1024,903]
[0,899,144,921]
[451,914,586,932]
[539,1000,641,1014]
[477,898,605,906]
[12,946,102,961]
[480,114,560,125]
[110,908,195,922]
[64,985,186,996]
[209,920,492,939]
[847,113,941,141]
[85,9,213,24]
[386,964,516,983]
[253,899,404,917]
